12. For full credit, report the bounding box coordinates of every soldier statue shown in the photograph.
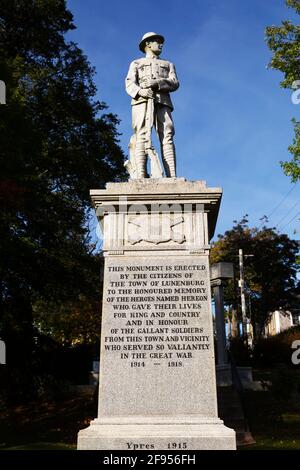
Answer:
[125,32,179,179]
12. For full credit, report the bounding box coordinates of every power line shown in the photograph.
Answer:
[275,196,300,228]
[258,183,298,228]
[279,211,300,231]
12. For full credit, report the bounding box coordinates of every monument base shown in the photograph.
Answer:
[77,416,236,450]
[78,179,236,451]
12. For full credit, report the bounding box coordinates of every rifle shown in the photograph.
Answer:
[124,134,137,179]
[145,96,163,178]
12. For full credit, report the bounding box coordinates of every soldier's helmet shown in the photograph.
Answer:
[139,32,165,52]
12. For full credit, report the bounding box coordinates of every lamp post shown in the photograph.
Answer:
[238,249,254,341]
[211,262,234,365]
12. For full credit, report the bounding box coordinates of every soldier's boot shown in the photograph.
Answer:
[135,141,147,178]
[162,143,176,177]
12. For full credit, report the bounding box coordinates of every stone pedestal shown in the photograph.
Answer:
[77,178,236,450]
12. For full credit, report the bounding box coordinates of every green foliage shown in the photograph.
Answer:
[32,374,71,401]
[211,217,299,330]
[265,0,300,181]
[269,365,300,402]
[282,118,300,181]
[0,1,127,368]
[33,297,102,346]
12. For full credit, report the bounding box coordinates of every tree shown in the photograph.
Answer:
[33,255,104,346]
[265,0,300,181]
[211,217,299,335]
[0,0,126,369]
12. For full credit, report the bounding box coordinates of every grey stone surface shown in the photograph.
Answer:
[125,33,179,179]
[90,178,222,244]
[78,418,235,450]
[78,179,236,450]
[97,255,217,418]
[210,262,234,281]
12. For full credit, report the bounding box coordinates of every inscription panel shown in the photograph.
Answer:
[98,256,217,417]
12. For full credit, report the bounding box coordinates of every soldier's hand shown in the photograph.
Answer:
[138,88,154,99]
[142,77,158,89]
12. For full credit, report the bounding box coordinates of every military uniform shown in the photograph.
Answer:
[125,55,179,178]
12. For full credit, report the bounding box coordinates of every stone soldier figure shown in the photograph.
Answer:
[125,32,179,178]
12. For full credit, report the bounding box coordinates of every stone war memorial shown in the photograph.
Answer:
[77,32,236,450]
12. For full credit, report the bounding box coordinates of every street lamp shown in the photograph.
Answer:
[210,262,234,365]
[238,249,254,340]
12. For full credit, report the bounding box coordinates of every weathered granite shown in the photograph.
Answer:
[78,417,235,450]
[125,33,179,178]
[90,178,222,244]
[77,179,236,450]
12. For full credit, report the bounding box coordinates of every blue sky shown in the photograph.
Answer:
[67,0,300,242]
